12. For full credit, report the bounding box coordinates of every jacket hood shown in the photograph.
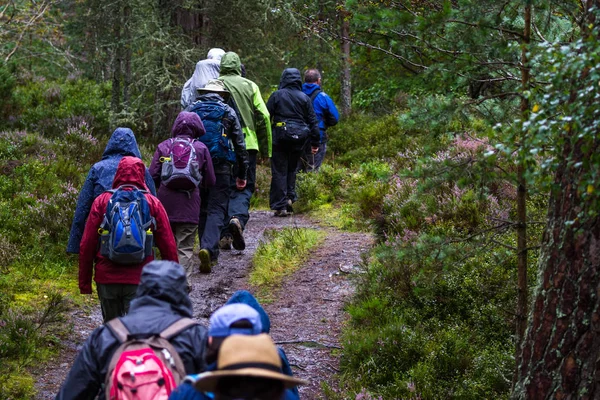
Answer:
[225,290,271,333]
[171,111,205,139]
[112,156,150,190]
[220,52,242,76]
[207,48,225,61]
[302,83,320,96]
[279,68,302,91]
[132,261,193,317]
[102,127,142,160]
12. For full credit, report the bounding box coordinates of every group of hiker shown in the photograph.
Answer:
[60,48,339,398]
[56,261,305,399]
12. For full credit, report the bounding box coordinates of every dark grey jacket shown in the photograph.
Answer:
[55,261,207,400]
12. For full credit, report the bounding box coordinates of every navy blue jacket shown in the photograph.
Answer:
[169,290,300,400]
[302,83,339,143]
[66,128,156,253]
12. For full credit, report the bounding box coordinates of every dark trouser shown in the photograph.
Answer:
[222,150,257,236]
[298,141,327,172]
[199,172,231,259]
[270,148,303,210]
[96,283,138,323]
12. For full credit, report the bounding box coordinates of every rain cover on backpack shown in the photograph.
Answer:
[189,101,236,164]
[100,185,154,265]
[160,138,203,190]
[105,318,198,400]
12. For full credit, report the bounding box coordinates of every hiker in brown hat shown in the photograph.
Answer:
[194,334,306,400]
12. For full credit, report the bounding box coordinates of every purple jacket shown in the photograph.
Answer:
[149,112,216,224]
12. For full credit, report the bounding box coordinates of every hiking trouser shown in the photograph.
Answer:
[96,283,138,323]
[222,149,257,235]
[199,172,231,259]
[270,148,303,211]
[298,141,327,172]
[170,222,197,286]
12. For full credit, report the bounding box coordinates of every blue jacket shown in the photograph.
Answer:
[66,128,156,254]
[169,290,300,400]
[301,83,339,142]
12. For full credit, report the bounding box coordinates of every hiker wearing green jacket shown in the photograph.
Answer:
[218,52,271,251]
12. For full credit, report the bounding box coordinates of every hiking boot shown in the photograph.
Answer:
[286,199,294,213]
[199,249,212,273]
[219,235,233,250]
[274,209,288,217]
[229,217,246,250]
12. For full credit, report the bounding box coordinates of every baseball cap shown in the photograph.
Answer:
[209,303,262,337]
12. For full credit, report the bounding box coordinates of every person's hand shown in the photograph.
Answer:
[311,146,319,154]
[80,287,92,295]
[236,178,247,190]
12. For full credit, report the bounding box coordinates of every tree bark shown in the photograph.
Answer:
[514,0,531,370]
[110,2,122,116]
[123,3,132,109]
[340,8,352,117]
[513,1,600,398]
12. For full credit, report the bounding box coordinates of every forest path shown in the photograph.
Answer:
[35,210,372,399]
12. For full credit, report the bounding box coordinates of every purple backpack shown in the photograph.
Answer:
[160,138,202,190]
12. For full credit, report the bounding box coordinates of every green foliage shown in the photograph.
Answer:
[250,227,325,301]
[9,79,111,136]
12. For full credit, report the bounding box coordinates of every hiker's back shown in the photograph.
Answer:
[189,100,236,164]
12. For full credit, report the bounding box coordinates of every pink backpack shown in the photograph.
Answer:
[160,138,203,190]
[105,317,198,400]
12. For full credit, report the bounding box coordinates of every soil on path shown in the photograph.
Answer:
[35,210,372,399]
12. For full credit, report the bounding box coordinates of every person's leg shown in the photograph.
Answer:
[200,173,231,259]
[313,141,327,171]
[119,284,139,316]
[198,187,210,243]
[97,283,124,323]
[171,223,197,286]
[226,150,257,231]
[270,150,290,212]
[287,150,303,203]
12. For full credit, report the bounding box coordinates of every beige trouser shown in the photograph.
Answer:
[170,222,198,286]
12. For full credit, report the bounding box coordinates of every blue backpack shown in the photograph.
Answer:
[99,185,155,265]
[189,100,236,163]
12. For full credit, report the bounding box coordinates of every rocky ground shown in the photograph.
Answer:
[34,210,372,399]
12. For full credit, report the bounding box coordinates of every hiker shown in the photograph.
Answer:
[56,261,208,400]
[169,295,301,400]
[181,334,306,400]
[67,127,156,254]
[181,48,226,109]
[78,156,178,322]
[267,68,320,217]
[186,79,249,273]
[218,51,271,250]
[298,69,339,172]
[149,111,216,289]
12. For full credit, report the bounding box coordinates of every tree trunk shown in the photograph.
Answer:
[514,0,531,370]
[123,3,132,109]
[513,1,600,398]
[340,8,352,117]
[110,1,122,116]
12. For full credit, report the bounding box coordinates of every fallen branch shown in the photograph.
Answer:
[275,339,342,349]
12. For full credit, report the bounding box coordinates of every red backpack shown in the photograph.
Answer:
[104,317,198,400]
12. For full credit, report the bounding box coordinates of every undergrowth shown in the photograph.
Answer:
[250,227,325,302]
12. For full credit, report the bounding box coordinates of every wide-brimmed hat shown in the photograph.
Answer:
[194,334,307,392]
[197,79,230,101]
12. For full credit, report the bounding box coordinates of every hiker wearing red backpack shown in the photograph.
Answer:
[56,261,208,400]
[79,156,178,322]
[149,111,216,291]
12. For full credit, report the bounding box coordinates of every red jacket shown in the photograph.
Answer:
[79,156,178,294]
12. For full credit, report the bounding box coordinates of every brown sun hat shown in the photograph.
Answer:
[193,334,307,392]
[197,79,230,101]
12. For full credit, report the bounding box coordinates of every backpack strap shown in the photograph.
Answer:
[106,318,130,344]
[159,317,199,340]
[309,88,321,102]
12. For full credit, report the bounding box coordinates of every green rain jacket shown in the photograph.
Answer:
[219,52,272,157]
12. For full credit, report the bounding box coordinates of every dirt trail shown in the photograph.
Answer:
[35,210,372,399]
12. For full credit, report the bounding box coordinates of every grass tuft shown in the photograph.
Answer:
[250,227,325,300]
